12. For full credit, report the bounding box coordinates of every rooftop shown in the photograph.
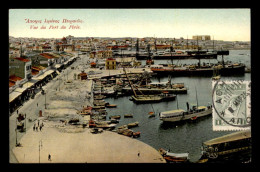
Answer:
[14,57,30,62]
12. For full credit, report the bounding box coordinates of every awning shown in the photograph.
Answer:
[204,130,251,146]
[55,64,62,69]
[14,87,27,93]
[64,61,69,65]
[9,91,22,103]
[22,79,39,88]
[34,74,46,80]
[44,69,55,76]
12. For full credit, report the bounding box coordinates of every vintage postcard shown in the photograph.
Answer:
[9,9,251,164]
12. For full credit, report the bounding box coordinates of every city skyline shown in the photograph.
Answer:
[9,9,251,41]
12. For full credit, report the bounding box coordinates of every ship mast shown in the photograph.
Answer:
[195,86,199,108]
[170,40,174,66]
[186,35,188,50]
[136,38,139,58]
[176,94,179,109]
[213,36,215,52]
[197,36,201,68]
[123,68,137,97]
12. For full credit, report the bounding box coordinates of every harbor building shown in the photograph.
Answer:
[192,35,211,41]
[105,58,117,70]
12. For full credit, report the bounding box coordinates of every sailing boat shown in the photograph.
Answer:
[159,87,212,122]
[123,68,176,103]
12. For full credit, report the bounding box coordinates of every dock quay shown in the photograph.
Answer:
[10,54,166,163]
[12,121,166,163]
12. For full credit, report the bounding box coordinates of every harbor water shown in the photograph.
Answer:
[104,50,251,162]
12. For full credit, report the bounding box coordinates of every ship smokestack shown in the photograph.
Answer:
[186,102,189,111]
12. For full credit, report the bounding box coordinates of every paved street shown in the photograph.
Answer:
[9,53,87,163]
[9,53,161,163]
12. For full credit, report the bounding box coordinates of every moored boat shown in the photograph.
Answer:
[105,104,117,108]
[159,105,212,122]
[133,131,141,138]
[158,148,190,163]
[148,111,155,117]
[109,115,121,119]
[127,122,139,128]
[124,114,134,118]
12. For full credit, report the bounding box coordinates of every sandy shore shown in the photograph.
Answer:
[12,121,165,163]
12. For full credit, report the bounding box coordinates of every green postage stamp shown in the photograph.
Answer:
[212,80,251,131]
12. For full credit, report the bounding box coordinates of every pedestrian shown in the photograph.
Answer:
[48,154,51,161]
[40,125,42,131]
[138,152,140,157]
[33,124,35,131]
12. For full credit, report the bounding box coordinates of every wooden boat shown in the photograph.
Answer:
[131,93,176,103]
[117,125,128,130]
[105,104,117,108]
[127,122,139,128]
[121,129,133,137]
[122,67,175,104]
[110,118,119,123]
[94,95,106,100]
[93,100,109,106]
[109,115,121,119]
[131,95,162,103]
[148,112,155,117]
[159,148,189,163]
[124,114,134,118]
[133,131,141,138]
[92,106,106,110]
[122,86,188,94]
[95,123,117,130]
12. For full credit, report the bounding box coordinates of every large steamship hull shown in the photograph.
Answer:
[152,65,245,77]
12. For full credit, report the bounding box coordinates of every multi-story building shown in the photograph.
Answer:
[9,57,32,80]
[105,58,117,70]
[192,35,211,41]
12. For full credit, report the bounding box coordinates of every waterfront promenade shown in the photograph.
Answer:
[10,54,165,163]
[12,121,165,163]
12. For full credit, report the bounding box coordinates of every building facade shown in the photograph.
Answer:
[9,57,32,80]
[105,58,117,70]
[192,35,211,41]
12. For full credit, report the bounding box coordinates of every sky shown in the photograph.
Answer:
[9,9,251,41]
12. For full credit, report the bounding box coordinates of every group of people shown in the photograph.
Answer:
[33,119,44,132]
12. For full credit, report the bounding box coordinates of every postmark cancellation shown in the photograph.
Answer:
[212,80,251,131]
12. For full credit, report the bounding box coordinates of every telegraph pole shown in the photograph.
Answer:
[39,140,42,163]
[15,117,18,146]
[44,92,47,109]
